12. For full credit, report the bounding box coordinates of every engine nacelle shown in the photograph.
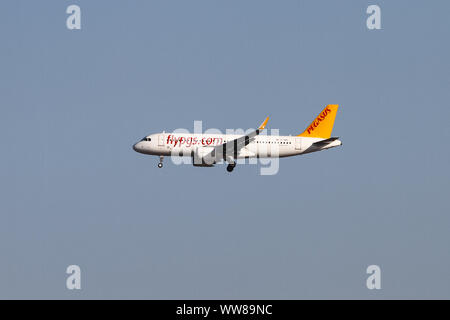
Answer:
[192,147,216,167]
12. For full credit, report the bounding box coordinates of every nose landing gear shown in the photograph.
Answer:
[158,155,164,168]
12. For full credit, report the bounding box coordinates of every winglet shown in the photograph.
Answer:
[258,117,270,130]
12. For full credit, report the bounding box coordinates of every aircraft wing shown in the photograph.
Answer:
[207,117,269,162]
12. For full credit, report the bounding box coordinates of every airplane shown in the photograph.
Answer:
[133,104,342,172]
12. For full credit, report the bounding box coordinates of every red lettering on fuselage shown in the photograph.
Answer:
[165,135,223,147]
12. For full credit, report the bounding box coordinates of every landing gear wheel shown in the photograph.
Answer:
[158,155,164,168]
[226,164,235,172]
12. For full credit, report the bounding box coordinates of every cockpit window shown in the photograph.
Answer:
[140,137,151,142]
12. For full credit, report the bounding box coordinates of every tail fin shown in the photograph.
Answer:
[297,104,339,139]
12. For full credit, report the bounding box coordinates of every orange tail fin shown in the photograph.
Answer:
[298,105,339,139]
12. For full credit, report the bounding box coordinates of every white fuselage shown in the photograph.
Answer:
[133,133,342,159]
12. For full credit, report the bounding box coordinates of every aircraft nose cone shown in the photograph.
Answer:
[133,141,146,153]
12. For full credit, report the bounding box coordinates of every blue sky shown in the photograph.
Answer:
[1,0,449,299]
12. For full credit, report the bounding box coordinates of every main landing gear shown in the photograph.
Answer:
[226,156,236,173]
[158,155,164,168]
[226,163,236,172]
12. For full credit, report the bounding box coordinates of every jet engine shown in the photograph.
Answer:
[192,147,216,167]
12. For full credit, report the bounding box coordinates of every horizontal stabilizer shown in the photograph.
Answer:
[312,137,340,148]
